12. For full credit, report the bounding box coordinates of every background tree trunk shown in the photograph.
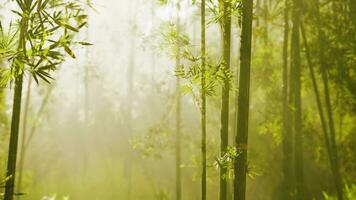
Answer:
[281,0,294,199]
[125,6,136,199]
[291,0,304,198]
[315,2,343,199]
[175,3,182,200]
[300,23,343,200]
[201,1,207,199]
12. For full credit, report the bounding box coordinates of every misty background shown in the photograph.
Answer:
[1,0,355,199]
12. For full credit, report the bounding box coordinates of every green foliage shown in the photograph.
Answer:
[258,118,281,146]
[159,20,234,108]
[159,22,189,58]
[0,22,18,61]
[214,146,262,180]
[322,184,356,200]
[131,122,172,159]
[304,0,356,114]
[214,146,239,180]
[206,0,241,25]
[0,0,90,85]
[176,55,233,110]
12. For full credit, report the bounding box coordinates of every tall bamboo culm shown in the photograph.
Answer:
[201,0,207,199]
[4,12,29,200]
[234,0,253,200]
[175,3,182,200]
[219,0,232,199]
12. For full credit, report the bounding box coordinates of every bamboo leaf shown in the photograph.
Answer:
[78,42,92,46]
[63,45,76,58]
[61,23,79,32]
[11,10,23,17]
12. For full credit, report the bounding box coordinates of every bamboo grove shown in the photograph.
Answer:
[0,0,355,199]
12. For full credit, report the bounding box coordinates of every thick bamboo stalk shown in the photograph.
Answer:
[234,0,253,199]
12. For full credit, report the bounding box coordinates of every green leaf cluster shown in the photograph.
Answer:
[0,0,90,85]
